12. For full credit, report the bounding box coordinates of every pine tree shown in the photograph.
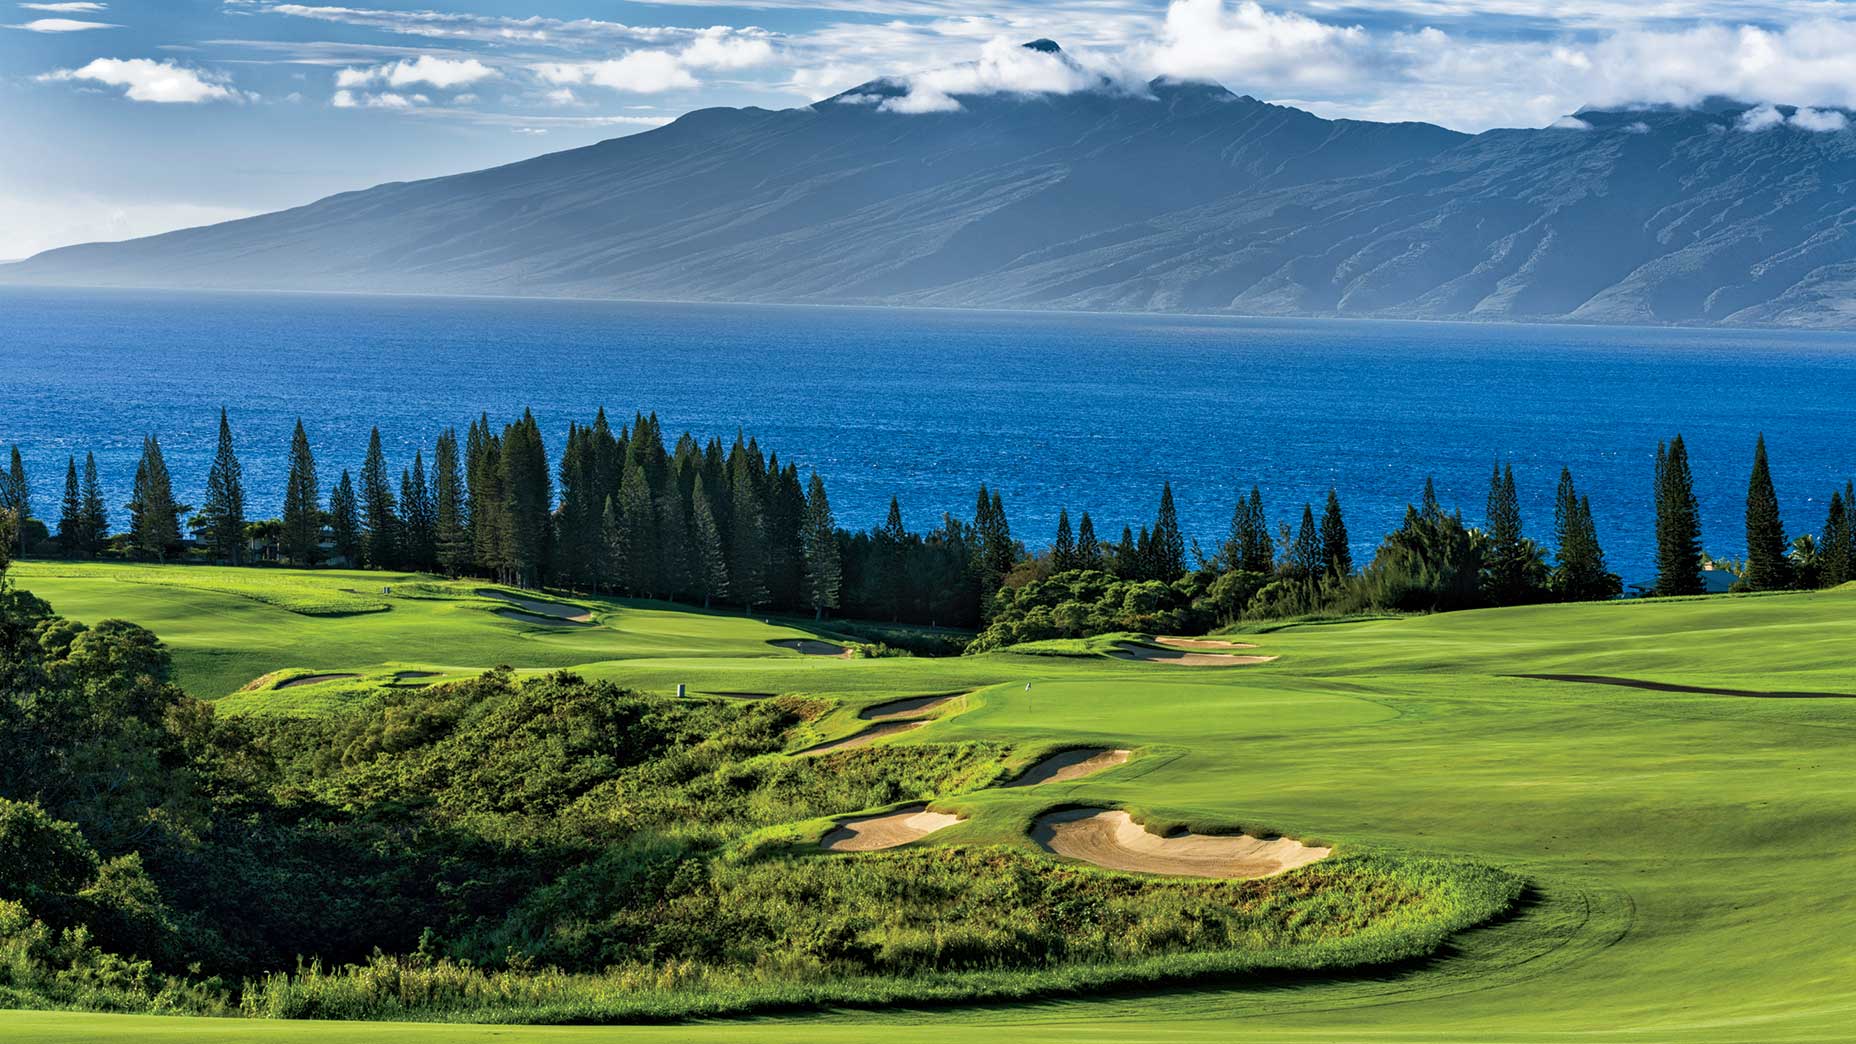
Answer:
[877,496,908,621]
[1310,487,1346,577]
[1225,487,1273,573]
[1653,436,1704,596]
[1821,490,1851,588]
[359,427,399,570]
[57,457,82,556]
[126,436,181,561]
[400,452,437,571]
[467,418,511,581]
[656,483,692,600]
[281,420,323,565]
[328,471,359,566]
[1743,434,1790,590]
[202,407,246,564]
[503,412,553,588]
[600,495,627,597]
[618,461,658,597]
[1552,467,1616,601]
[727,452,769,612]
[692,476,730,609]
[432,429,468,576]
[1420,476,1441,521]
[1150,481,1185,580]
[1075,511,1101,571]
[1482,461,1534,603]
[801,472,840,620]
[1051,509,1076,572]
[1113,525,1138,578]
[79,453,107,555]
[1290,503,1322,580]
[3,447,28,555]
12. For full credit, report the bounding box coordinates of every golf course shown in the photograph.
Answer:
[1,560,1852,1041]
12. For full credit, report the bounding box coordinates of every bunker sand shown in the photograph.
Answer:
[1109,641,1277,666]
[1032,808,1329,878]
[1004,747,1131,787]
[274,672,360,690]
[797,720,926,755]
[773,638,852,658]
[820,805,964,851]
[1156,636,1258,650]
[477,589,593,623]
[860,692,965,720]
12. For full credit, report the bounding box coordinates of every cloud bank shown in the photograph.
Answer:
[39,58,248,103]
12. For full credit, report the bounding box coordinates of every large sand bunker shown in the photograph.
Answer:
[820,805,964,851]
[860,692,964,720]
[1004,748,1131,787]
[773,638,852,658]
[275,672,360,690]
[797,720,926,755]
[1156,637,1259,650]
[1511,674,1856,699]
[1109,641,1277,666]
[1032,808,1329,878]
[479,589,594,624]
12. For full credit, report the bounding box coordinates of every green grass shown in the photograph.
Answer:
[7,563,1856,1041]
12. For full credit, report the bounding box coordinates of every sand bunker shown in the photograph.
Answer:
[859,692,964,720]
[773,638,851,658]
[820,804,965,851]
[1032,808,1329,879]
[1109,641,1277,666]
[1511,674,1856,699]
[1156,636,1259,650]
[478,589,593,624]
[797,720,925,756]
[1005,748,1131,788]
[275,672,360,690]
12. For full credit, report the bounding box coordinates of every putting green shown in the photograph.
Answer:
[6,563,1856,1041]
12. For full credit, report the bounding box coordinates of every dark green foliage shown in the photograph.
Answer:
[726,449,769,611]
[399,453,437,572]
[1150,483,1185,581]
[359,428,398,570]
[1225,487,1273,573]
[2,447,27,555]
[202,409,247,565]
[1820,489,1852,588]
[432,429,468,576]
[1051,509,1077,572]
[0,798,100,904]
[1742,435,1791,591]
[1653,436,1704,597]
[327,472,359,567]
[1357,484,1484,612]
[616,462,658,597]
[801,472,840,619]
[691,478,729,608]
[1480,463,1548,605]
[500,411,552,589]
[969,569,1218,650]
[1320,489,1351,577]
[79,454,108,556]
[57,459,82,557]
[281,421,322,565]
[1288,503,1321,580]
[126,436,183,562]
[1074,512,1101,571]
[1550,468,1620,602]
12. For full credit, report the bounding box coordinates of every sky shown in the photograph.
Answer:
[5,0,1856,260]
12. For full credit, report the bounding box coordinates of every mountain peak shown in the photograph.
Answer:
[1021,39,1063,54]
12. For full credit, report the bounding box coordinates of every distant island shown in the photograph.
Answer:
[6,41,1856,328]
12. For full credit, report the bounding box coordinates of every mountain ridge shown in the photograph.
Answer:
[9,42,1856,328]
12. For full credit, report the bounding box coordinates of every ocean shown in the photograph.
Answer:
[6,285,1856,588]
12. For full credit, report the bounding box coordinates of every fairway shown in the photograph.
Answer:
[6,563,1856,1041]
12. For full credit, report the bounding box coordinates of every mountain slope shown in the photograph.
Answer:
[9,44,1856,327]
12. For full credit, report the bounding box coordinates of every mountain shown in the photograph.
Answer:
[9,42,1856,328]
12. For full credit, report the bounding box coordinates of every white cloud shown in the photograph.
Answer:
[38,58,247,103]
[678,30,777,70]
[1789,106,1848,132]
[1138,0,1368,89]
[1549,115,1592,129]
[545,87,577,105]
[335,54,495,89]
[1623,120,1651,133]
[534,51,698,94]
[1736,104,1784,131]
[6,16,116,30]
[20,2,108,10]
[880,37,1109,113]
[331,88,426,108]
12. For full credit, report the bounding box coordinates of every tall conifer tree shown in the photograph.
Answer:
[281,420,322,564]
[1320,488,1351,577]
[58,457,82,556]
[1151,482,1185,580]
[3,447,28,555]
[1821,490,1851,588]
[328,471,359,566]
[801,472,840,619]
[126,436,181,561]
[202,407,246,563]
[1075,512,1101,571]
[618,461,658,597]
[692,476,730,608]
[727,452,769,611]
[1051,509,1076,572]
[1290,503,1321,580]
[359,428,399,570]
[500,411,551,588]
[400,451,437,571]
[1653,436,1704,596]
[433,429,468,576]
[1743,434,1790,590]
[79,453,107,554]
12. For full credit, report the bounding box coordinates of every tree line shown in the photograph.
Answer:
[1,419,1850,630]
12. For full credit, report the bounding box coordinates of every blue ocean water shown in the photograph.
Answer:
[5,286,1856,589]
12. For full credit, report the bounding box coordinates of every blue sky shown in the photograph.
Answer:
[4,0,1855,259]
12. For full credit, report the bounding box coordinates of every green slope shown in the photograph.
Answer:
[6,563,1856,1041]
